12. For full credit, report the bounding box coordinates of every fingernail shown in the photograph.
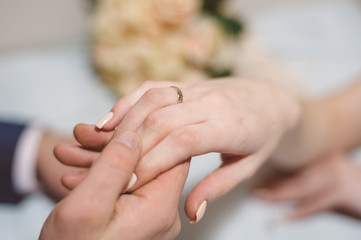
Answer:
[96,112,114,129]
[116,130,140,150]
[125,173,137,192]
[190,200,207,224]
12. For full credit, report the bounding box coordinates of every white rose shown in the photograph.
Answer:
[180,17,224,67]
[92,0,231,97]
[150,0,201,26]
[94,0,163,43]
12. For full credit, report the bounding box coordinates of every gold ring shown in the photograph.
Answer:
[170,86,183,104]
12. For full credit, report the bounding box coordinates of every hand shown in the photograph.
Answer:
[41,129,189,240]
[56,78,300,222]
[257,152,361,220]
[36,132,82,200]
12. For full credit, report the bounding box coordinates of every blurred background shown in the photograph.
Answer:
[1,0,361,239]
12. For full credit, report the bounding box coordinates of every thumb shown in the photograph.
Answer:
[185,154,262,223]
[68,129,141,212]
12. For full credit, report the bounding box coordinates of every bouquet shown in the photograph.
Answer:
[92,0,243,96]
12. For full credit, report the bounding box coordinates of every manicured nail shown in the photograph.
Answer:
[96,112,114,129]
[190,200,207,224]
[116,130,140,150]
[125,173,137,192]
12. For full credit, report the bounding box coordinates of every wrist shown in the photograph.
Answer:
[323,97,361,151]
[271,100,335,170]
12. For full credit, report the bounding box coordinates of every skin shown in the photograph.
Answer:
[56,76,361,224]
[36,132,82,200]
[272,77,361,169]
[40,129,189,240]
[56,78,301,221]
[256,77,361,219]
[257,152,361,220]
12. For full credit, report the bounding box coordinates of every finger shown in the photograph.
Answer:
[137,101,207,155]
[134,161,190,203]
[99,81,179,131]
[251,167,294,189]
[68,129,141,211]
[130,119,253,192]
[185,153,264,223]
[129,122,222,191]
[138,161,189,237]
[115,161,189,240]
[54,144,99,167]
[256,164,332,202]
[118,86,187,131]
[61,171,87,190]
[256,175,314,202]
[287,190,337,220]
[73,123,113,151]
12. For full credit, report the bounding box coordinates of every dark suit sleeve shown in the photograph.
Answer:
[0,121,26,203]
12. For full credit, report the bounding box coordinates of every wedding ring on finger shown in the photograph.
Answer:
[170,86,183,104]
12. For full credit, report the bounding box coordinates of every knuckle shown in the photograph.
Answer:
[214,91,229,101]
[104,158,134,181]
[206,91,230,106]
[102,145,127,168]
[173,128,199,149]
[143,88,162,106]
[105,155,124,170]
[99,149,132,177]
[143,113,157,129]
[135,158,151,175]
[143,110,170,130]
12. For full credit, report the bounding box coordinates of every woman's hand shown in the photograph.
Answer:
[56,78,300,222]
[257,152,361,220]
[41,129,189,240]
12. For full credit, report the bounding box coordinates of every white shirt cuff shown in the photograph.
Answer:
[12,124,43,195]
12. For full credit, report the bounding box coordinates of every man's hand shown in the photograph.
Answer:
[40,129,189,240]
[36,132,81,200]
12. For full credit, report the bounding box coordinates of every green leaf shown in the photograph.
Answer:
[207,68,233,78]
[215,14,244,36]
[202,0,224,14]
